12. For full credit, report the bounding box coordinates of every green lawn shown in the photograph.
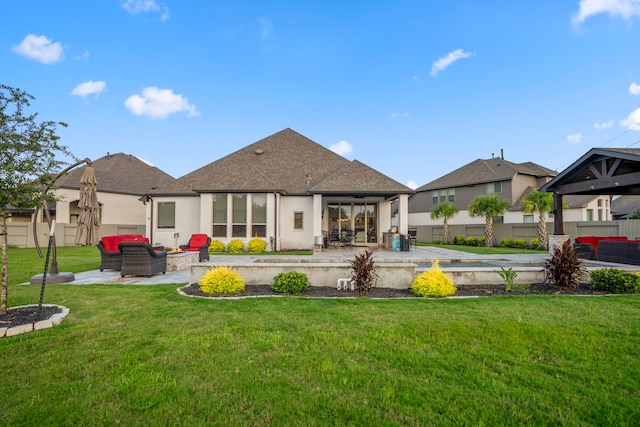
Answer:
[2,247,639,425]
[418,242,549,255]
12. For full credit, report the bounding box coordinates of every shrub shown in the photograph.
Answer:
[412,260,456,297]
[495,266,518,292]
[208,240,225,253]
[500,237,513,248]
[590,268,640,294]
[479,235,486,247]
[271,271,309,294]
[465,236,478,246]
[247,238,267,253]
[529,237,539,249]
[543,240,588,288]
[513,239,528,249]
[433,239,442,245]
[454,235,465,245]
[199,266,245,295]
[227,239,245,253]
[350,250,378,295]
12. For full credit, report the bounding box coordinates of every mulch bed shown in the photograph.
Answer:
[0,306,63,331]
[180,282,608,299]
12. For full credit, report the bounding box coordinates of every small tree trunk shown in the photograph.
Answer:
[538,213,548,250]
[485,216,494,247]
[442,219,450,244]
[1,208,8,315]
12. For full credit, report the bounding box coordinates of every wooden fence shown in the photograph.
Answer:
[6,223,145,248]
[414,220,640,245]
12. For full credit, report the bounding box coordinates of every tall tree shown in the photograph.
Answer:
[430,202,458,244]
[522,189,554,250]
[468,195,509,247]
[0,84,72,315]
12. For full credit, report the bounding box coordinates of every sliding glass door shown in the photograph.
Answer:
[327,202,377,245]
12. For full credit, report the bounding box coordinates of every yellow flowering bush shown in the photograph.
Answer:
[412,260,456,297]
[199,266,245,295]
[208,240,225,253]
[227,239,245,253]
[247,237,267,253]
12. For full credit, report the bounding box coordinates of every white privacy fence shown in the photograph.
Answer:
[6,223,145,248]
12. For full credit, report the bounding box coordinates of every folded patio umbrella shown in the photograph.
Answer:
[74,163,99,246]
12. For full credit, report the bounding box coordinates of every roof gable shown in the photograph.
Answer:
[309,160,412,194]
[56,153,175,196]
[415,157,556,192]
[540,147,640,196]
[152,128,411,196]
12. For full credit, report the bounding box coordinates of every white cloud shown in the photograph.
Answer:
[330,140,353,156]
[430,49,472,77]
[572,0,640,26]
[620,108,640,129]
[71,80,107,98]
[391,112,409,118]
[595,119,613,129]
[124,87,198,119]
[407,180,418,190]
[258,17,273,39]
[630,82,640,95]
[75,50,90,61]
[12,34,63,64]
[567,133,583,144]
[122,0,170,20]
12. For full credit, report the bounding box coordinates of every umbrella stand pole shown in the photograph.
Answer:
[38,222,55,317]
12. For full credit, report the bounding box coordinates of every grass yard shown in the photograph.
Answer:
[2,281,639,425]
[418,242,549,255]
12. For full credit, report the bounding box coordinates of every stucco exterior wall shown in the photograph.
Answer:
[279,196,315,250]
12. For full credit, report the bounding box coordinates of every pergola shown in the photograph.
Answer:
[540,148,640,235]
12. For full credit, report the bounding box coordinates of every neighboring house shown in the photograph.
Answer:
[145,128,413,250]
[409,155,612,226]
[611,195,640,219]
[52,153,175,227]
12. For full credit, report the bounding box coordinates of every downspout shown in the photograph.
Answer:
[273,192,279,251]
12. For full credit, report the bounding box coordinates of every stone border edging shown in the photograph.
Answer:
[0,304,70,338]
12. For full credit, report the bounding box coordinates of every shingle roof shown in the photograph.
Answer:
[414,157,557,192]
[56,153,175,196]
[611,195,640,218]
[151,128,412,196]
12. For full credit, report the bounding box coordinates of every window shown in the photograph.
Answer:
[448,188,455,202]
[487,182,502,194]
[597,199,603,207]
[251,194,267,237]
[586,209,593,221]
[432,191,438,204]
[598,209,603,221]
[294,212,303,230]
[212,194,227,238]
[523,214,534,223]
[157,202,175,229]
[232,194,247,237]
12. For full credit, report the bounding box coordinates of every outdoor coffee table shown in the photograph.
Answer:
[166,251,199,272]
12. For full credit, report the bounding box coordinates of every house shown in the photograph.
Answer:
[144,128,413,250]
[611,195,640,219]
[409,154,611,227]
[53,153,175,228]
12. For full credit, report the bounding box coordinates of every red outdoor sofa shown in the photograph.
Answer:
[574,235,640,265]
[97,234,149,271]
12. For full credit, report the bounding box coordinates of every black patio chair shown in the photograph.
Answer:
[119,241,167,277]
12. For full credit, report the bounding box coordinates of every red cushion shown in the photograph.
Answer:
[101,235,148,252]
[189,234,208,249]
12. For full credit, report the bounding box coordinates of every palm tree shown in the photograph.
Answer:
[430,202,459,244]
[522,190,554,250]
[469,195,509,247]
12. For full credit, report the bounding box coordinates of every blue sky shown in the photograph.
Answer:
[2,0,640,189]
